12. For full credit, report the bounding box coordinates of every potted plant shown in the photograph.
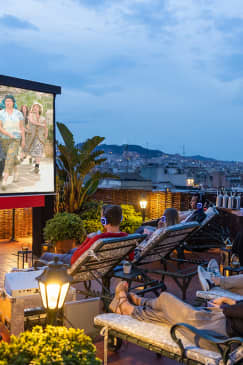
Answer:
[43,212,86,253]
[0,325,101,365]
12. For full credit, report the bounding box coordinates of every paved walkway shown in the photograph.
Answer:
[0,157,54,193]
[0,237,32,287]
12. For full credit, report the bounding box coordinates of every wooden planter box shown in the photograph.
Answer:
[54,239,76,254]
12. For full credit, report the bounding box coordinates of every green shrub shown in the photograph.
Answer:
[0,325,101,365]
[82,219,103,234]
[80,200,103,234]
[120,204,143,234]
[80,200,103,221]
[43,212,86,244]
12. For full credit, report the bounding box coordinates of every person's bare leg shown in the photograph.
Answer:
[1,171,9,189]
[212,274,243,295]
[117,290,135,315]
[129,292,142,306]
[13,166,19,182]
[109,290,134,315]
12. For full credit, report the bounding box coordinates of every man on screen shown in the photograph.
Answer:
[0,94,25,190]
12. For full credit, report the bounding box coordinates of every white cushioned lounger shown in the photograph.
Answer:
[94,313,243,365]
[196,287,243,302]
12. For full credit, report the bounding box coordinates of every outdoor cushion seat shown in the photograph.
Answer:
[94,313,243,365]
[196,287,243,302]
[67,233,144,283]
[135,221,200,264]
[35,234,145,300]
[112,222,201,300]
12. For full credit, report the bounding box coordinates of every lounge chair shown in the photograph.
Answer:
[183,207,228,253]
[37,233,146,299]
[94,313,243,365]
[113,222,202,300]
[196,287,243,303]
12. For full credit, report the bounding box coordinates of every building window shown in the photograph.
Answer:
[187,178,194,186]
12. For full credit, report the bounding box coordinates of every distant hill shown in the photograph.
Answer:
[96,144,164,158]
[76,142,220,162]
[187,155,216,162]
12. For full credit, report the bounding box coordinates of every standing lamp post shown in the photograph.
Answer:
[139,199,147,222]
[36,258,73,325]
[9,208,17,242]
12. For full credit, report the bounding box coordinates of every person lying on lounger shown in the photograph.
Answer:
[136,207,179,235]
[180,194,206,224]
[40,205,127,265]
[198,259,243,295]
[109,280,243,341]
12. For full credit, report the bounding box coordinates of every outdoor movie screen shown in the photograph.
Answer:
[0,85,54,194]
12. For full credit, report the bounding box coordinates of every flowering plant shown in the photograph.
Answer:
[0,325,101,365]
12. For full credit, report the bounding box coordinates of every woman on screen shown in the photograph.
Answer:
[26,102,48,174]
[20,105,29,161]
[0,94,25,190]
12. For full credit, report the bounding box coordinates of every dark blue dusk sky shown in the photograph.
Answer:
[1,0,243,161]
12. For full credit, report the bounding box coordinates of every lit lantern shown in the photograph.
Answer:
[17,247,33,269]
[139,199,148,222]
[36,258,72,324]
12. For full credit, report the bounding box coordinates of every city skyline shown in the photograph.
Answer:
[1,1,243,161]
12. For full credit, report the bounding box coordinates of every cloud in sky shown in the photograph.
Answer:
[0,14,38,30]
[1,0,243,160]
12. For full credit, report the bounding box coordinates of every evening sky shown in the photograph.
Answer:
[0,0,243,160]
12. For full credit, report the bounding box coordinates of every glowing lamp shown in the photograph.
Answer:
[139,199,148,222]
[139,200,147,209]
[37,258,72,324]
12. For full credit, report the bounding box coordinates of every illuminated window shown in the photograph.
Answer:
[187,178,194,186]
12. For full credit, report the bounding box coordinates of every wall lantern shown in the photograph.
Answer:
[36,258,72,324]
[139,199,148,222]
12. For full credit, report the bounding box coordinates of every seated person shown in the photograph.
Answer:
[181,194,206,224]
[109,280,243,345]
[198,259,243,295]
[134,208,179,260]
[136,207,179,235]
[41,205,127,265]
[231,229,243,266]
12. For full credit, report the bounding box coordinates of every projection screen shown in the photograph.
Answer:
[0,84,55,195]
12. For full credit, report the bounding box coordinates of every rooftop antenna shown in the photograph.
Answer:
[182,144,186,157]
[124,144,129,173]
[146,142,149,163]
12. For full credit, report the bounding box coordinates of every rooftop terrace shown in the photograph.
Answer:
[0,237,220,364]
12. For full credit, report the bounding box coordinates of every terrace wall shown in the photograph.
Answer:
[0,208,32,239]
[0,190,218,239]
[93,189,194,219]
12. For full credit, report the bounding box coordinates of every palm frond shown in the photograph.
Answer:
[56,124,108,213]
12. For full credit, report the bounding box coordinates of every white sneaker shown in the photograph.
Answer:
[198,266,214,291]
[207,259,221,277]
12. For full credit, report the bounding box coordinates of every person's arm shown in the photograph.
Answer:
[211,296,236,307]
[19,119,25,148]
[44,119,48,139]
[157,220,165,229]
[222,300,243,319]
[0,120,15,139]
[70,236,94,265]
[28,113,43,126]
